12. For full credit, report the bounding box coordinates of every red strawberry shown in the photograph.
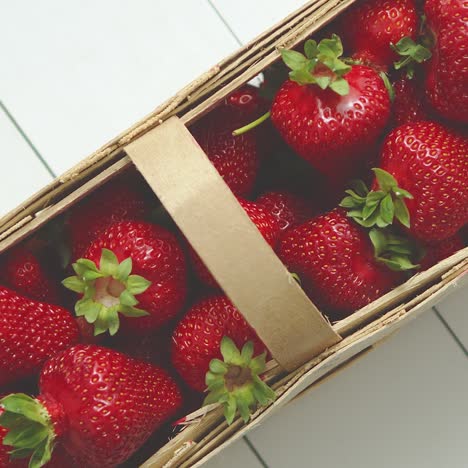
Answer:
[392,75,429,126]
[0,345,182,467]
[270,36,391,192]
[63,221,187,337]
[0,287,79,388]
[226,85,267,114]
[339,0,418,70]
[420,234,465,270]
[74,316,99,344]
[347,122,468,241]
[256,190,317,232]
[189,198,281,288]
[191,85,266,197]
[171,295,267,390]
[277,209,403,321]
[424,0,468,123]
[0,246,61,304]
[68,174,151,261]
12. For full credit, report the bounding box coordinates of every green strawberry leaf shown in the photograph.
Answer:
[62,247,152,337]
[340,169,413,230]
[369,228,420,272]
[394,198,411,228]
[280,34,351,95]
[0,395,55,468]
[329,77,350,96]
[204,338,275,426]
[304,39,319,59]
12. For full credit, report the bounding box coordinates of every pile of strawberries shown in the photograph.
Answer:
[1,0,467,466]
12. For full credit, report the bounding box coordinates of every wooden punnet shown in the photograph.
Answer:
[0,0,466,466]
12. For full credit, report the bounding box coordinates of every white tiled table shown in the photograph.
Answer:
[2,2,466,467]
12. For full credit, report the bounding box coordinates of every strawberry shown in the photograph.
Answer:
[338,0,418,70]
[171,296,274,424]
[171,295,266,392]
[256,190,317,232]
[420,234,465,270]
[277,209,403,321]
[0,246,61,304]
[188,198,281,288]
[63,221,187,337]
[191,85,266,197]
[68,174,151,262]
[0,287,79,388]
[0,345,182,467]
[269,35,391,192]
[424,0,468,123]
[343,122,468,241]
[392,74,429,126]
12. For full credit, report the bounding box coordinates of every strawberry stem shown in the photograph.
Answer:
[232,111,271,136]
[203,337,275,425]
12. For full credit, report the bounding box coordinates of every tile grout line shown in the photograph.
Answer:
[243,436,270,468]
[432,306,468,358]
[206,0,243,46]
[0,100,56,178]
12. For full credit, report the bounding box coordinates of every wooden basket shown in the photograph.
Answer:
[0,0,466,466]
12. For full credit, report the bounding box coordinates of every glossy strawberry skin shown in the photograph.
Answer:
[377,122,468,241]
[0,247,61,304]
[83,221,187,334]
[277,209,401,320]
[271,66,391,188]
[420,234,465,270]
[68,175,150,262]
[256,190,317,232]
[171,295,266,392]
[0,287,79,388]
[191,86,267,197]
[392,75,429,126]
[424,0,468,123]
[189,198,282,288]
[339,0,418,70]
[38,345,182,467]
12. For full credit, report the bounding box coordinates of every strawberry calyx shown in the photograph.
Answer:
[340,169,413,229]
[203,337,276,425]
[232,35,351,136]
[0,394,55,468]
[369,228,420,271]
[62,248,151,336]
[379,72,395,102]
[392,37,432,79]
[281,34,351,96]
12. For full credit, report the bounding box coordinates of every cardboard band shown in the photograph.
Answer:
[125,116,341,371]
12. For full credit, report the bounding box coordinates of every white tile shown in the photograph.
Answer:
[200,438,263,468]
[0,107,52,217]
[0,0,239,176]
[211,0,307,44]
[435,287,468,351]
[249,311,468,468]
